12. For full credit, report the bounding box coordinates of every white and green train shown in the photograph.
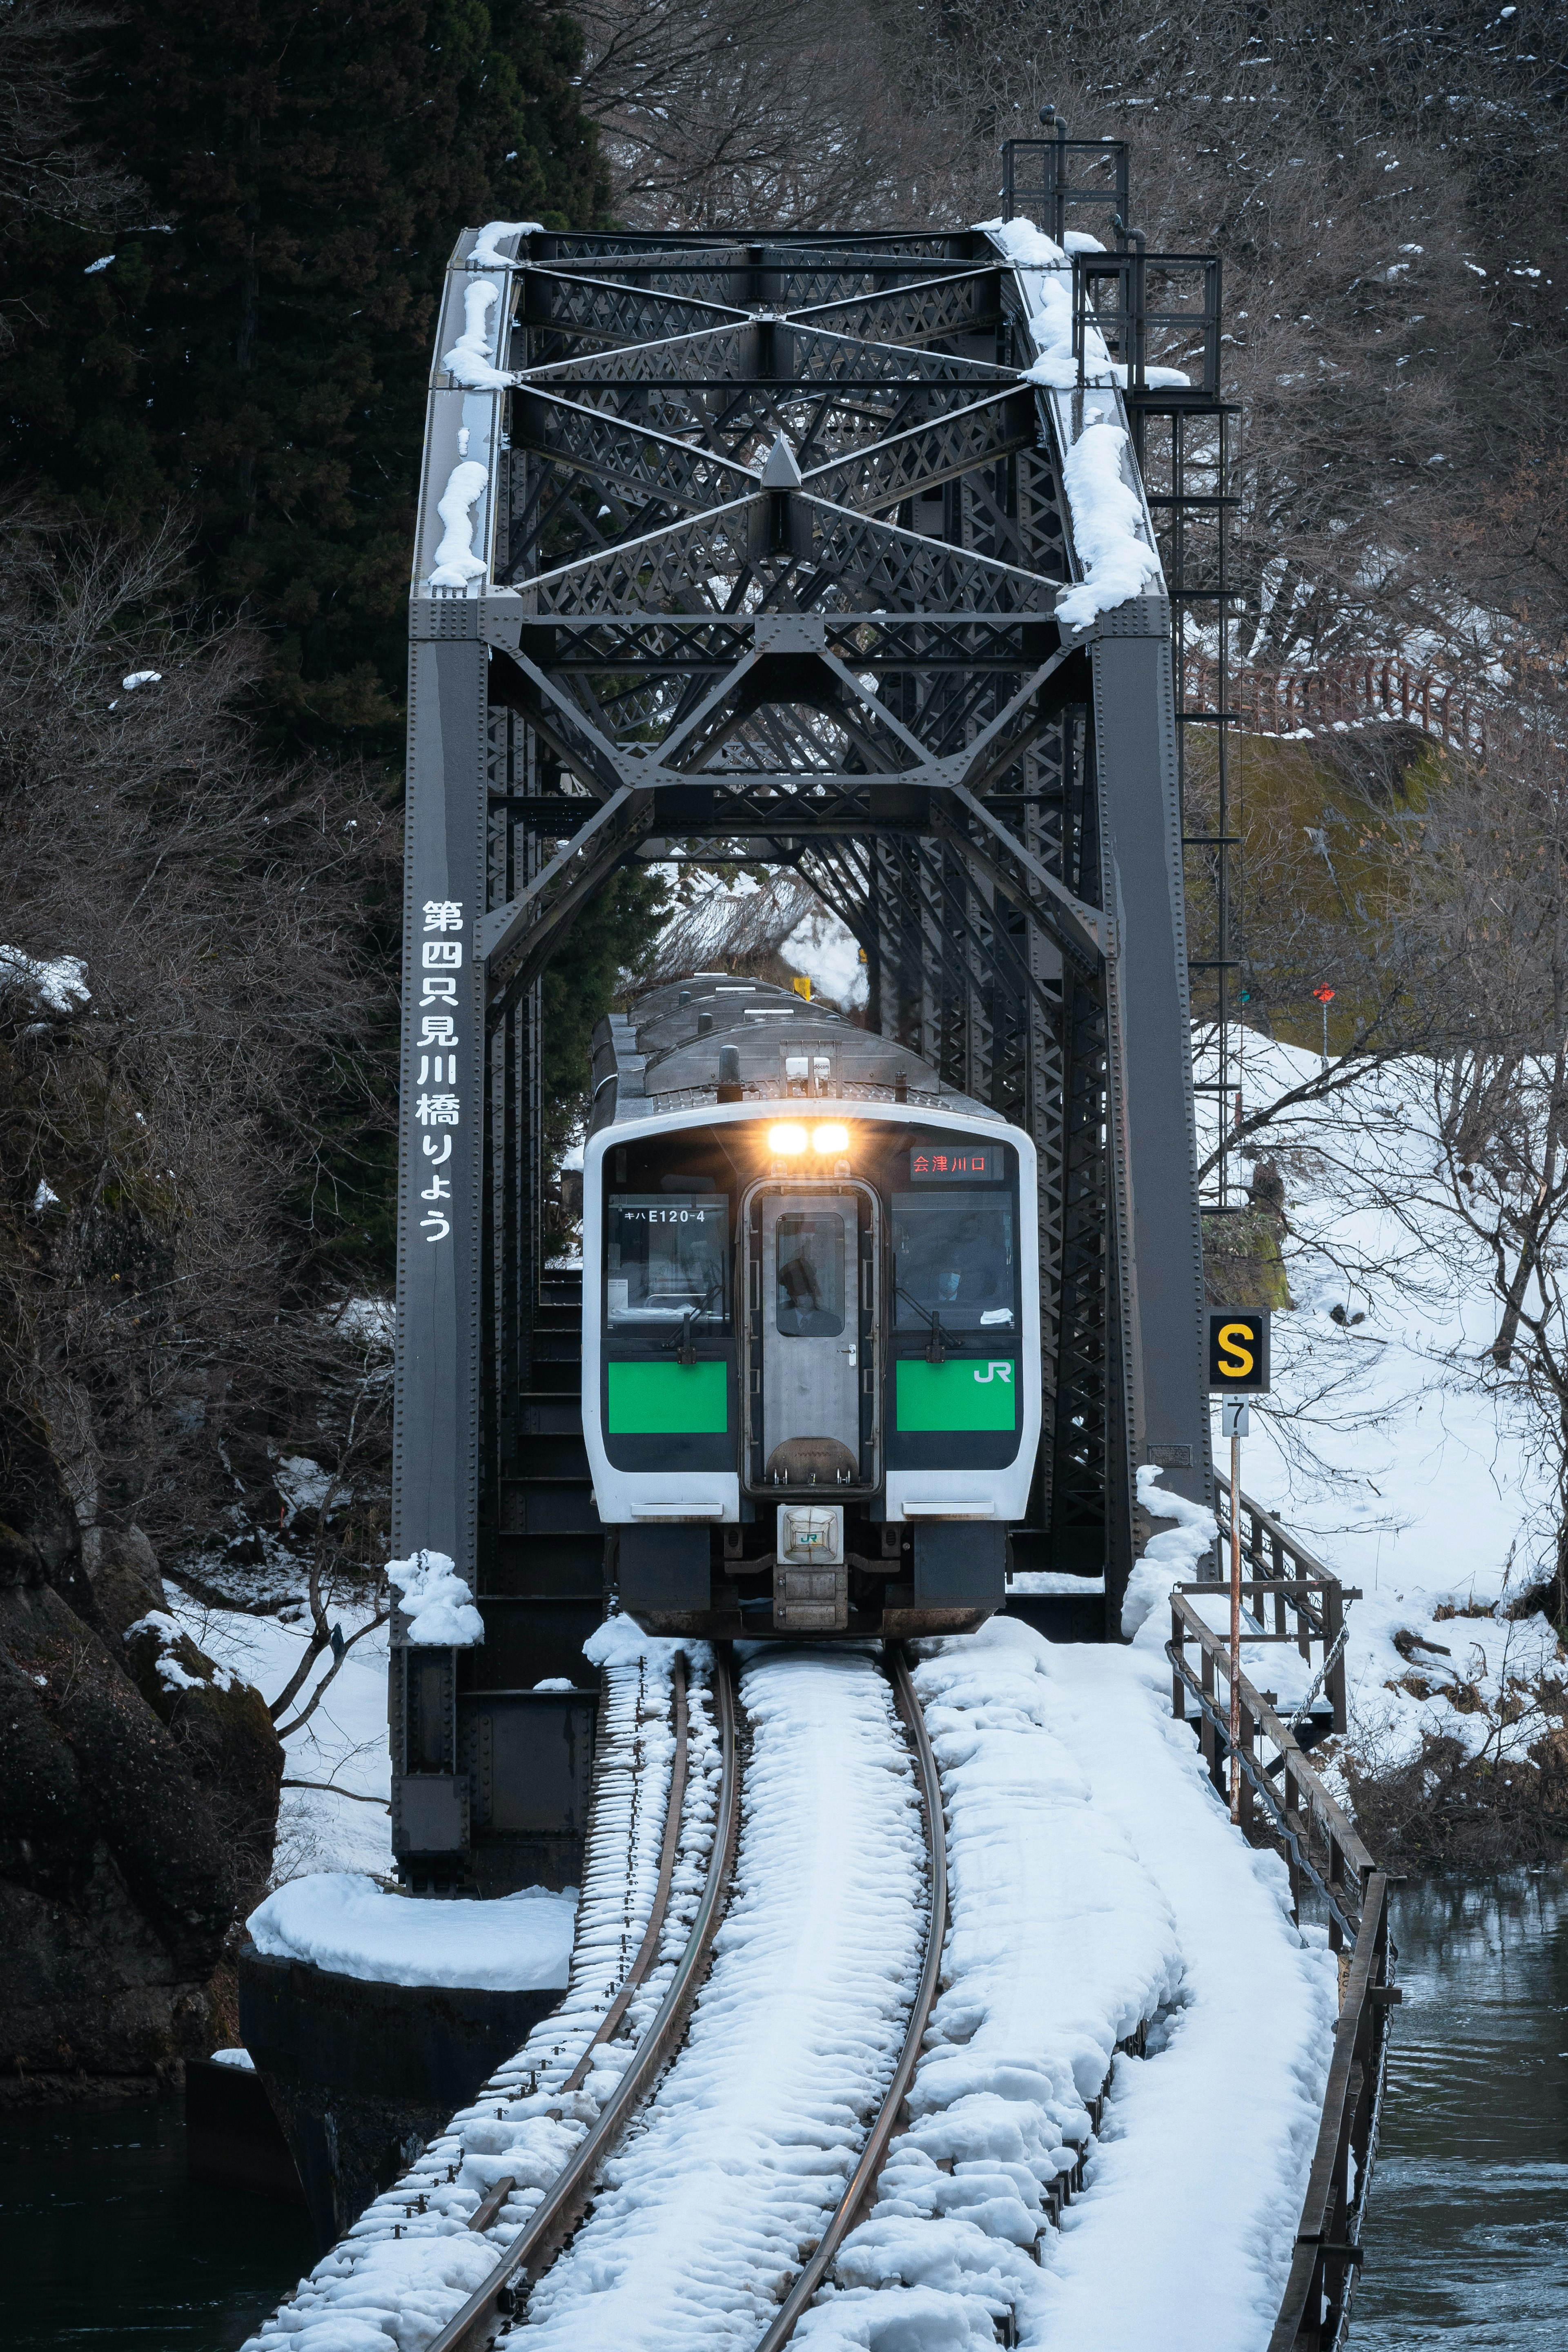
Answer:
[583,974,1041,1637]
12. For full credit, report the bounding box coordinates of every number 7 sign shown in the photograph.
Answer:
[1207,1308,1271,1393]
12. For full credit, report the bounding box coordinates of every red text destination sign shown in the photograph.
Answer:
[908,1145,1002,1182]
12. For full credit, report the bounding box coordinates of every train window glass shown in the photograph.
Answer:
[891,1193,1015,1331]
[606,1194,729,1329]
[775,1213,845,1338]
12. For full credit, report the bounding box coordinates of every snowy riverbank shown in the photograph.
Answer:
[1199,1039,1568,1845]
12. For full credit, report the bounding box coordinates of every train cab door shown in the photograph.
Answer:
[755,1189,873,1483]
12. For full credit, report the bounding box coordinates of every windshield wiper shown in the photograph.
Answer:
[668,1278,723,1365]
[895,1280,953,1367]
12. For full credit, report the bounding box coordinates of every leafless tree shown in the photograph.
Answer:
[0,0,144,231]
[572,0,948,231]
[0,512,399,1594]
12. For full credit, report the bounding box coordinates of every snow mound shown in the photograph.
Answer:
[472,220,543,267]
[1055,418,1161,628]
[800,1620,1336,2352]
[442,277,510,391]
[0,946,90,1013]
[1122,1464,1219,1637]
[246,1871,577,1990]
[428,457,491,586]
[388,1550,483,1645]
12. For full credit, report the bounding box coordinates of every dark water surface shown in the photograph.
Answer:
[0,2097,315,2349]
[1353,1868,1568,2346]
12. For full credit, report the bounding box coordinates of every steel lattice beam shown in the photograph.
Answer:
[392,218,1212,1873]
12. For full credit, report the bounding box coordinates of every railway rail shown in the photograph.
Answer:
[426,1643,946,2352]
[426,1646,739,2352]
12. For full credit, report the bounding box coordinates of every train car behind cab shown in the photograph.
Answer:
[581,978,1042,1638]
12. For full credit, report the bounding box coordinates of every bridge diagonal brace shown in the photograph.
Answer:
[482,639,658,804]
[477,783,655,997]
[801,389,1038,517]
[946,648,1075,782]
[911,835,1058,1027]
[940,784,1109,981]
[512,388,760,513]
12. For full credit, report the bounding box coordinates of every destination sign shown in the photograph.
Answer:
[908,1144,1002,1183]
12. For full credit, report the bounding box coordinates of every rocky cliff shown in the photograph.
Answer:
[0,1419,283,2103]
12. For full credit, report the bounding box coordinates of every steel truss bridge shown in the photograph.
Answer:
[349,138,1395,2352]
[390,141,1232,1896]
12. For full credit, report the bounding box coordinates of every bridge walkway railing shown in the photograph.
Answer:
[1165,1491,1396,2352]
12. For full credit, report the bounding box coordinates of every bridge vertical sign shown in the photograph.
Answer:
[393,628,490,1586]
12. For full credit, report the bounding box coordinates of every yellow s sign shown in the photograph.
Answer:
[1216,1322,1254,1380]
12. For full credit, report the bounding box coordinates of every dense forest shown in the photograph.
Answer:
[2,0,1566,2083]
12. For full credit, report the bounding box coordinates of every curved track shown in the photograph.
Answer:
[426,1644,740,2352]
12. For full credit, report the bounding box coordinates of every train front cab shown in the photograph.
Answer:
[581,1107,1041,1639]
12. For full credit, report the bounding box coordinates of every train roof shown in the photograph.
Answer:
[588,975,998,1134]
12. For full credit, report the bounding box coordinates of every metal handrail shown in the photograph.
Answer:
[1167,1591,1374,1913]
[1269,1874,1397,2351]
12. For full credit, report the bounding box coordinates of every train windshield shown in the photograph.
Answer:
[606,1194,730,1330]
[892,1192,1015,1332]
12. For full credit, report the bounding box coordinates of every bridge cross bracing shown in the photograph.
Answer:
[390,180,1213,1895]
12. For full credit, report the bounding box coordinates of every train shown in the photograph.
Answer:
[582,973,1041,1639]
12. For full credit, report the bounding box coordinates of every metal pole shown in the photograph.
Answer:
[1229,1414,1243,1824]
[1321,994,1329,1071]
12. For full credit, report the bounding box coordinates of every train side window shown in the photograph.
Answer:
[775,1212,845,1338]
[606,1194,730,1330]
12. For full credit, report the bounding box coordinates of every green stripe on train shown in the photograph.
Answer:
[607,1359,728,1434]
[895,1358,1018,1432]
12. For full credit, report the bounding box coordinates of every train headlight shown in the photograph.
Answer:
[810,1123,850,1156]
[767,1122,808,1156]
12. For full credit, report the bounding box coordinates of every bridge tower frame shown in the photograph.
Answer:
[388,172,1214,1889]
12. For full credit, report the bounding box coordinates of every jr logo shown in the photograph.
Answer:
[973,1362,1013,1384]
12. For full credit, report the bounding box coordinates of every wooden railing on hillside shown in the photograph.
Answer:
[1186,653,1561,769]
[1166,1492,1397,2352]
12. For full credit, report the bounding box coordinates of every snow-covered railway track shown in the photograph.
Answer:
[493,1644,940,2352]
[751,1646,947,2352]
[424,1644,742,2352]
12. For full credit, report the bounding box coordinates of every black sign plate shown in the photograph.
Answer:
[1207,1309,1271,1393]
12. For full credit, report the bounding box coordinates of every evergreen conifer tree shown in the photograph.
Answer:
[0,0,607,733]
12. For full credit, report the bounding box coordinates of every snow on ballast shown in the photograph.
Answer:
[795,1619,1340,2352]
[239,1624,721,2352]
[518,1648,929,2350]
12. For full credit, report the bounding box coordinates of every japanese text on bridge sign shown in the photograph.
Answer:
[414,900,464,1241]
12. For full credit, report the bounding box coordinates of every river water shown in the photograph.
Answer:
[2,1871,1564,2345]
[0,2096,314,2350]
[1353,1866,1568,2346]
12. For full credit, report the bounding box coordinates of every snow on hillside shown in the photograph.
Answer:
[1197,1036,1566,1777]
[168,1592,394,1880]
